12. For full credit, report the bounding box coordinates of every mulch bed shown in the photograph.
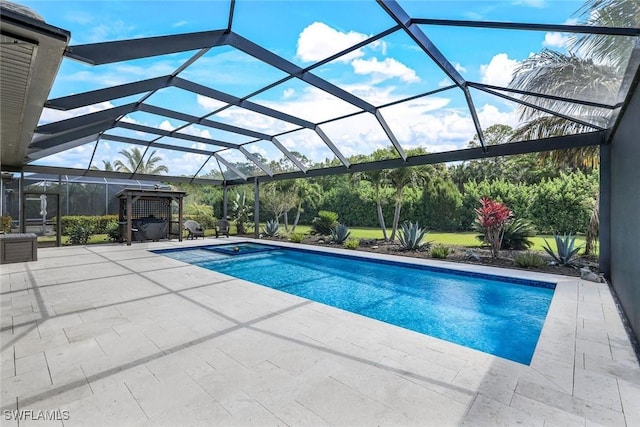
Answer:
[258,234,599,278]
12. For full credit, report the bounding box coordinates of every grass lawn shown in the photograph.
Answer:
[281,226,588,253]
[39,225,591,254]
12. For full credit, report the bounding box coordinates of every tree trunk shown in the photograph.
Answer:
[374,185,388,241]
[584,193,599,255]
[292,206,302,232]
[390,189,403,241]
[284,211,289,231]
[377,201,388,241]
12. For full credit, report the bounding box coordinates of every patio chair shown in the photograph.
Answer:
[184,220,205,239]
[215,219,230,238]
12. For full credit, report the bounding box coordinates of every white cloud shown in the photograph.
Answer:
[171,144,212,175]
[543,18,578,48]
[64,60,177,87]
[438,77,453,87]
[32,144,94,169]
[296,22,369,63]
[119,115,137,124]
[480,53,520,87]
[83,21,136,43]
[476,104,520,129]
[173,20,188,28]
[38,102,116,125]
[543,32,570,48]
[205,81,522,162]
[378,98,520,154]
[283,88,295,99]
[351,57,420,83]
[454,62,467,73]
[196,95,227,112]
[179,125,212,139]
[214,107,299,134]
[158,120,175,131]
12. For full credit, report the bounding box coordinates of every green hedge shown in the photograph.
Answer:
[59,215,118,234]
[529,172,598,234]
[59,214,221,236]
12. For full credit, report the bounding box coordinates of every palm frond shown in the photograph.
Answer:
[510,116,591,140]
[510,50,620,118]
[569,0,640,71]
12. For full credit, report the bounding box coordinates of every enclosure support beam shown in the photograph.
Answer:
[254,178,260,239]
[19,172,25,233]
[223,185,228,219]
[599,143,611,278]
[57,175,62,247]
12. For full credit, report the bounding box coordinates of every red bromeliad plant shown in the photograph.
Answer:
[475,197,512,258]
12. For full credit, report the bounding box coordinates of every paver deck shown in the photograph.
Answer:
[1,238,639,426]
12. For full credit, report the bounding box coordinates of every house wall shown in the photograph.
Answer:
[609,79,640,344]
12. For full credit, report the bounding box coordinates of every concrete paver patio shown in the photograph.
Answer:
[1,238,639,426]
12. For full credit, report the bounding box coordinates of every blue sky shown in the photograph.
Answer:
[21,0,593,177]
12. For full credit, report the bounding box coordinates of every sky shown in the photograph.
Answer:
[18,0,596,178]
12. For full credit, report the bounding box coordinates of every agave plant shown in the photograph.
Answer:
[542,233,584,267]
[397,222,429,250]
[330,224,351,244]
[263,219,279,237]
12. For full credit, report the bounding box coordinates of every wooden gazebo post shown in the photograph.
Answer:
[126,193,132,246]
[177,194,183,242]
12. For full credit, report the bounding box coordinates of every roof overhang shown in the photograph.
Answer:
[0,4,70,169]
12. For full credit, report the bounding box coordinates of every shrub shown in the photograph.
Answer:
[461,179,531,230]
[311,210,339,235]
[289,232,304,243]
[185,203,215,229]
[500,218,536,250]
[330,224,351,244]
[263,219,280,237]
[420,177,462,231]
[474,197,512,258]
[60,215,118,234]
[231,191,253,234]
[514,252,546,269]
[68,224,93,245]
[343,238,360,250]
[0,215,12,233]
[529,171,598,234]
[542,233,584,267]
[430,245,451,259]
[398,222,430,250]
[105,221,120,242]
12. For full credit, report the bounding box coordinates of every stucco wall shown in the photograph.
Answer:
[610,80,640,344]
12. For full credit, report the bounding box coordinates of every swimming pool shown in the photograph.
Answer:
[154,243,555,364]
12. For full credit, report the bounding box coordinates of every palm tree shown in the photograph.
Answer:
[90,160,120,171]
[508,0,636,253]
[569,0,640,70]
[114,147,169,175]
[388,166,416,241]
[360,169,389,240]
[510,50,618,140]
[509,0,636,145]
[290,179,322,232]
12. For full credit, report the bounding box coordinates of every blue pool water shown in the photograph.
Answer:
[154,243,555,364]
